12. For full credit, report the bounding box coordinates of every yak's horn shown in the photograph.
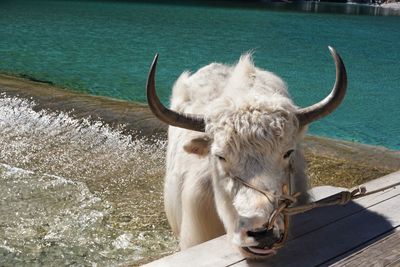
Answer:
[296,46,347,126]
[146,54,206,132]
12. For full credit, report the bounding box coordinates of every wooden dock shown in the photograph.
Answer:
[143,170,400,267]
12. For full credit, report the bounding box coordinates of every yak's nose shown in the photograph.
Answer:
[247,227,281,248]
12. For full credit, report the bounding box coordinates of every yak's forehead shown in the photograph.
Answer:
[206,98,299,156]
[170,53,291,115]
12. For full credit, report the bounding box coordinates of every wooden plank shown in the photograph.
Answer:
[142,235,241,267]
[291,171,400,239]
[231,193,400,267]
[352,171,400,191]
[328,229,400,267]
[143,171,400,267]
[290,190,400,240]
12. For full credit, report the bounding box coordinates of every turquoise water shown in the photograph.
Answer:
[0,0,399,149]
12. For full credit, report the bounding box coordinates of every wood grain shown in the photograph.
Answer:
[329,229,400,267]
[143,171,400,267]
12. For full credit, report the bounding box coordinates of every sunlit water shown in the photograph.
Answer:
[0,0,399,149]
[0,95,177,266]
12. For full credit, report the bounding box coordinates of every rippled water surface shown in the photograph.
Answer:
[0,0,399,149]
[0,95,177,266]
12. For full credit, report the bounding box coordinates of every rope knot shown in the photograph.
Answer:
[355,186,367,195]
[338,191,352,205]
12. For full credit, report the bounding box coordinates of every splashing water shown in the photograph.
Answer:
[0,95,177,266]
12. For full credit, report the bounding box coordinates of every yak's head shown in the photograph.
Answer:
[146,47,347,258]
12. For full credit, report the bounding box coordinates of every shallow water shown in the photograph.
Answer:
[0,95,177,266]
[0,0,399,149]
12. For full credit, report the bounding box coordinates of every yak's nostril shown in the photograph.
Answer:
[247,227,281,248]
[247,227,271,239]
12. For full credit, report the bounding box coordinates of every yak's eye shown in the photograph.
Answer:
[283,149,294,159]
[216,155,226,161]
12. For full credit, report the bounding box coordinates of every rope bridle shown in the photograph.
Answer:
[231,168,400,249]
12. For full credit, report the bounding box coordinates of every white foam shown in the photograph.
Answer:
[0,94,174,265]
[381,2,400,10]
[113,233,133,249]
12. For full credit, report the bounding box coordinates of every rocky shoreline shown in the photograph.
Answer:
[1,73,399,188]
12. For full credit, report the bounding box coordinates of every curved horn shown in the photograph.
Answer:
[146,54,206,132]
[296,46,347,126]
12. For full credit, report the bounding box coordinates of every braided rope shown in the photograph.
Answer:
[232,176,400,217]
[282,181,400,216]
[231,175,400,248]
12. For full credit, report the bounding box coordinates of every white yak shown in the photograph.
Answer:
[146,47,347,258]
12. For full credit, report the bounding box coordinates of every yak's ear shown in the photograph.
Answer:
[183,136,211,157]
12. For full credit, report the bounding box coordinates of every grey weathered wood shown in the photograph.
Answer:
[328,229,400,267]
[143,171,400,267]
[291,171,400,239]
[142,235,241,267]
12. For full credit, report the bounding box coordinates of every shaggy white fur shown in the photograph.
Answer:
[164,54,309,255]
